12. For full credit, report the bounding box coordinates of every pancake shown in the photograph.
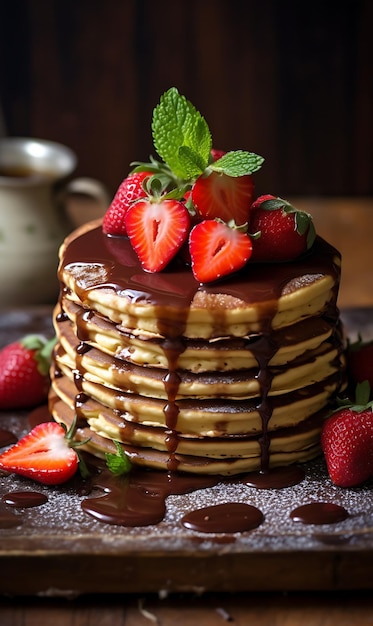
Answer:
[49,219,346,475]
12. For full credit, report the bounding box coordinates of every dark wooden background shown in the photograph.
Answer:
[0,0,372,200]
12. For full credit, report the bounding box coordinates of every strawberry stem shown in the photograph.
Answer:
[334,380,373,414]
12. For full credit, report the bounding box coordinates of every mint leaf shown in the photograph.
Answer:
[211,150,264,177]
[105,441,132,476]
[152,87,212,179]
[178,146,207,178]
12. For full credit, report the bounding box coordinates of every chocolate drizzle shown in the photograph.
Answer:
[56,224,343,473]
[81,468,220,526]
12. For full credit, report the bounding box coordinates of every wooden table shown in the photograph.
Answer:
[1,197,373,625]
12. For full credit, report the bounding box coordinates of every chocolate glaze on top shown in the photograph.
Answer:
[57,225,343,474]
[61,227,340,314]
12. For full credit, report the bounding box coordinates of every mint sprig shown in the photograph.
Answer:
[152,87,212,179]
[211,150,264,177]
[105,440,132,476]
[151,87,264,182]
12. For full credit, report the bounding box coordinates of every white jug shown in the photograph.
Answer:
[0,137,108,306]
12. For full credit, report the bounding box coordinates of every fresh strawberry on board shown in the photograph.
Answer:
[0,335,55,410]
[249,195,316,262]
[102,170,151,235]
[125,198,190,272]
[189,219,253,283]
[321,381,373,487]
[0,421,80,485]
[191,171,255,225]
[347,335,373,392]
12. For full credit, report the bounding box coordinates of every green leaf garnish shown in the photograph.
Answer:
[152,87,212,179]
[334,380,373,414]
[105,440,132,476]
[210,150,264,177]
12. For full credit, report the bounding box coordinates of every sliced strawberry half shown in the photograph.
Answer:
[124,199,190,272]
[191,171,254,225]
[189,219,253,283]
[102,171,151,236]
[0,421,79,485]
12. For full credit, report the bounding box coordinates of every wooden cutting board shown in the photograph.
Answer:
[0,306,372,596]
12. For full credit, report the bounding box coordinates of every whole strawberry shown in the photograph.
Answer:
[0,335,55,410]
[347,335,373,392]
[249,195,316,262]
[321,381,373,487]
[102,170,151,235]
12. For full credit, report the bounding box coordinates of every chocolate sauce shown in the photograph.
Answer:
[2,491,48,508]
[81,469,220,526]
[62,228,340,312]
[290,502,349,525]
[181,502,264,533]
[58,226,342,474]
[242,465,305,489]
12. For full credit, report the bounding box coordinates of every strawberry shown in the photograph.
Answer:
[102,171,151,235]
[0,421,80,485]
[210,148,226,162]
[249,195,316,262]
[191,171,255,225]
[321,381,373,487]
[347,336,373,392]
[189,219,253,283]
[124,198,190,272]
[0,335,55,410]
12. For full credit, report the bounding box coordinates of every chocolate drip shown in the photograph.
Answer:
[57,226,342,473]
[290,502,349,525]
[180,502,264,533]
[81,469,220,527]
[2,491,48,508]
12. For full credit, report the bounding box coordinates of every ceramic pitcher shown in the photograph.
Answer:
[0,137,108,306]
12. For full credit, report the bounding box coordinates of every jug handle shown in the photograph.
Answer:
[60,177,110,229]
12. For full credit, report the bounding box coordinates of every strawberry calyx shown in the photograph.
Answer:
[251,196,316,250]
[20,334,56,378]
[59,414,92,479]
[347,333,373,353]
[332,380,373,414]
[102,87,320,281]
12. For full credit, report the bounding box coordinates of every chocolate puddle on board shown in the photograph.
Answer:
[0,405,362,538]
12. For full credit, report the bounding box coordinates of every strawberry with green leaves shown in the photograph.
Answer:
[189,220,253,283]
[249,195,316,262]
[321,381,373,487]
[102,170,151,236]
[102,88,264,279]
[0,421,81,485]
[0,335,55,410]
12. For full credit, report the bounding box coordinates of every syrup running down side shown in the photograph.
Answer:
[50,221,345,476]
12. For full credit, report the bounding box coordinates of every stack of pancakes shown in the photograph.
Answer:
[49,219,346,475]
